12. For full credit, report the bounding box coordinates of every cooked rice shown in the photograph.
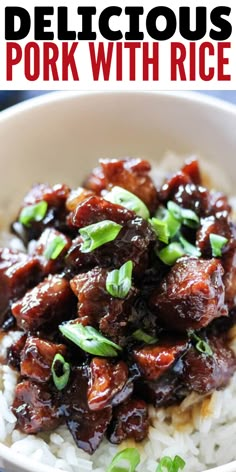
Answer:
[0,155,236,472]
[1,334,236,472]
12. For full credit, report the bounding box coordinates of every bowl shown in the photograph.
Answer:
[0,91,236,472]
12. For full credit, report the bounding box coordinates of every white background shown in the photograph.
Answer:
[0,0,235,90]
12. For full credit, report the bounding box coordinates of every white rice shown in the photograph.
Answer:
[1,335,236,472]
[0,155,236,472]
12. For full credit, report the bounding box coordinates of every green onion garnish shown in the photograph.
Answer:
[44,236,67,260]
[158,242,185,266]
[156,455,186,472]
[132,329,158,344]
[167,201,200,229]
[179,235,201,258]
[59,323,122,357]
[210,233,228,257]
[51,353,70,391]
[106,261,133,299]
[149,217,169,244]
[19,201,48,227]
[155,206,180,238]
[106,448,141,472]
[105,186,150,220]
[79,220,122,253]
[191,332,213,356]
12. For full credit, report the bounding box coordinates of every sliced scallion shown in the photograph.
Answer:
[178,235,201,258]
[51,353,70,391]
[156,454,186,472]
[59,323,122,357]
[155,206,180,238]
[106,448,141,472]
[79,220,122,253]
[105,186,150,219]
[106,261,133,299]
[210,233,228,257]
[191,333,213,356]
[44,235,67,260]
[19,201,48,227]
[157,242,185,266]
[149,217,169,244]
[132,329,158,345]
[167,201,200,229]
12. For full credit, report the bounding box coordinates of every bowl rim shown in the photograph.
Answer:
[0,90,236,472]
[1,90,236,125]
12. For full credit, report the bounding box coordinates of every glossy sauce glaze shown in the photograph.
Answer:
[0,157,236,454]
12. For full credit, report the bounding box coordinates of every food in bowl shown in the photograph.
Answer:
[0,157,236,472]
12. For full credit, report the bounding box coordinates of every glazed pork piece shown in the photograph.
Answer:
[150,257,228,332]
[66,215,156,276]
[0,248,41,323]
[182,336,236,394]
[20,337,67,383]
[12,380,62,434]
[133,338,189,380]
[84,158,159,212]
[88,358,129,410]
[12,183,72,244]
[62,366,112,454]
[0,157,235,455]
[70,267,138,344]
[12,275,77,331]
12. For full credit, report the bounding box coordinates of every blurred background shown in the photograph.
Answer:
[0,91,236,111]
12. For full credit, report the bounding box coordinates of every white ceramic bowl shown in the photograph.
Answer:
[0,91,236,472]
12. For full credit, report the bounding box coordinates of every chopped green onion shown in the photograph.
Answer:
[158,242,185,266]
[132,329,158,345]
[106,448,141,472]
[191,333,213,356]
[167,201,200,229]
[178,235,201,258]
[44,236,67,260]
[210,233,228,257]
[79,220,122,253]
[156,455,186,472]
[167,201,182,221]
[149,218,169,244]
[19,201,48,227]
[106,261,133,299]
[155,206,180,238]
[181,208,200,228]
[59,323,122,357]
[105,186,150,220]
[51,353,70,391]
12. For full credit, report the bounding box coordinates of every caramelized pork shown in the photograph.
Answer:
[151,257,228,331]
[1,157,235,455]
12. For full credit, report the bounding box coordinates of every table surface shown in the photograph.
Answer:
[0,90,236,111]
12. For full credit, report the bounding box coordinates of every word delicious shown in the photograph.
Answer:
[5,6,232,41]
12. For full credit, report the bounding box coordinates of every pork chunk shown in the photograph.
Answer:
[0,248,40,322]
[150,257,227,332]
[20,337,67,383]
[88,358,129,410]
[133,338,188,381]
[182,336,236,394]
[33,228,71,275]
[108,397,149,444]
[67,195,134,229]
[12,275,76,331]
[62,367,112,454]
[12,380,61,434]
[12,183,70,243]
[84,158,158,213]
[70,267,137,344]
[66,217,156,277]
